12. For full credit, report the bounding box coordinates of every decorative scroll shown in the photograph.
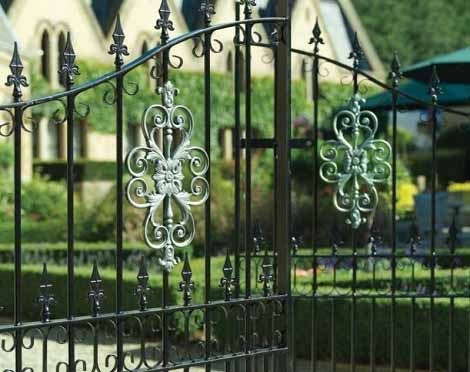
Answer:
[126,81,209,271]
[320,94,391,229]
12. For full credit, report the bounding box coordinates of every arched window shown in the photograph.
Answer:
[239,52,246,92]
[40,30,51,81]
[58,32,66,86]
[141,41,149,55]
[226,51,233,73]
[301,58,308,81]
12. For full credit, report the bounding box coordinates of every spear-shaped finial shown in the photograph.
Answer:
[447,211,460,254]
[135,256,151,311]
[429,65,441,104]
[348,32,364,70]
[240,0,256,19]
[37,263,56,322]
[109,14,129,67]
[309,18,324,54]
[220,250,237,301]
[88,261,105,317]
[200,0,216,26]
[408,217,421,254]
[59,32,80,87]
[389,52,402,88]
[258,250,273,297]
[252,222,265,253]
[178,253,195,306]
[5,42,28,100]
[155,0,175,44]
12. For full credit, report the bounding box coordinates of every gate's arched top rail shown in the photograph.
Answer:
[0,17,286,110]
[247,37,470,118]
[2,14,467,119]
[294,49,470,118]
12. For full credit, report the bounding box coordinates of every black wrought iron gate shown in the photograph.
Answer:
[1,0,469,371]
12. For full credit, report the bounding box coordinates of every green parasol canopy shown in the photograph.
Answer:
[363,79,470,111]
[403,47,470,83]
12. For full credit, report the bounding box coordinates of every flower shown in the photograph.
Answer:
[153,158,184,195]
[345,148,368,175]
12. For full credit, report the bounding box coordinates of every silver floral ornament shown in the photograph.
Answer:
[126,81,209,271]
[320,94,391,229]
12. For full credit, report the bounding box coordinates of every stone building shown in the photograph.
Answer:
[0,0,383,182]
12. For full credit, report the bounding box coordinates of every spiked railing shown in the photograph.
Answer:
[200,0,215,26]
[240,0,256,19]
[109,14,129,68]
[155,0,174,45]
[37,263,56,323]
[5,42,28,100]
[178,253,195,306]
[309,18,324,55]
[258,250,274,297]
[252,222,266,253]
[389,52,402,88]
[59,32,80,87]
[429,65,442,104]
[408,218,421,254]
[88,261,105,317]
[220,251,237,302]
[135,256,151,311]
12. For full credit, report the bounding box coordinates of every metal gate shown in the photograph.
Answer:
[0,0,469,371]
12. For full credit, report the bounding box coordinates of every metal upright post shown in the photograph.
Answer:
[275,0,291,370]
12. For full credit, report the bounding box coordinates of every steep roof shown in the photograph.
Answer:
[0,0,13,11]
[91,0,124,34]
[182,0,203,31]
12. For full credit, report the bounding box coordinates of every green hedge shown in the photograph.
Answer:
[292,297,470,370]
[405,149,468,185]
[0,262,469,369]
[0,258,224,320]
[0,241,193,270]
[0,220,67,243]
[33,160,116,182]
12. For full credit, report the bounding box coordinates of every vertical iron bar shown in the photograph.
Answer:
[60,35,79,371]
[275,0,291,370]
[112,21,126,371]
[57,32,80,372]
[389,53,401,372]
[429,66,440,372]
[370,298,375,372]
[66,91,76,372]
[244,14,253,372]
[449,297,454,372]
[204,25,213,372]
[311,30,320,372]
[350,45,360,372]
[13,102,22,372]
[157,2,172,365]
[115,63,124,372]
[410,297,415,372]
[5,43,27,368]
[331,299,336,372]
[234,0,241,301]
[234,3,242,370]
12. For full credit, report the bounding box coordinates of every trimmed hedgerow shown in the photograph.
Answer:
[33,160,116,182]
[0,241,193,270]
[290,296,470,371]
[0,258,226,321]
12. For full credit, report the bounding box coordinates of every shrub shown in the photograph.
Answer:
[33,160,116,182]
[290,297,469,370]
[21,176,68,221]
[0,141,13,169]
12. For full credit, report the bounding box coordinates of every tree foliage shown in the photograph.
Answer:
[355,0,470,66]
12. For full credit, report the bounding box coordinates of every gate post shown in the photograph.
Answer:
[275,0,292,370]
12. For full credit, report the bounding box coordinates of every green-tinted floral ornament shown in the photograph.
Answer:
[320,94,391,229]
